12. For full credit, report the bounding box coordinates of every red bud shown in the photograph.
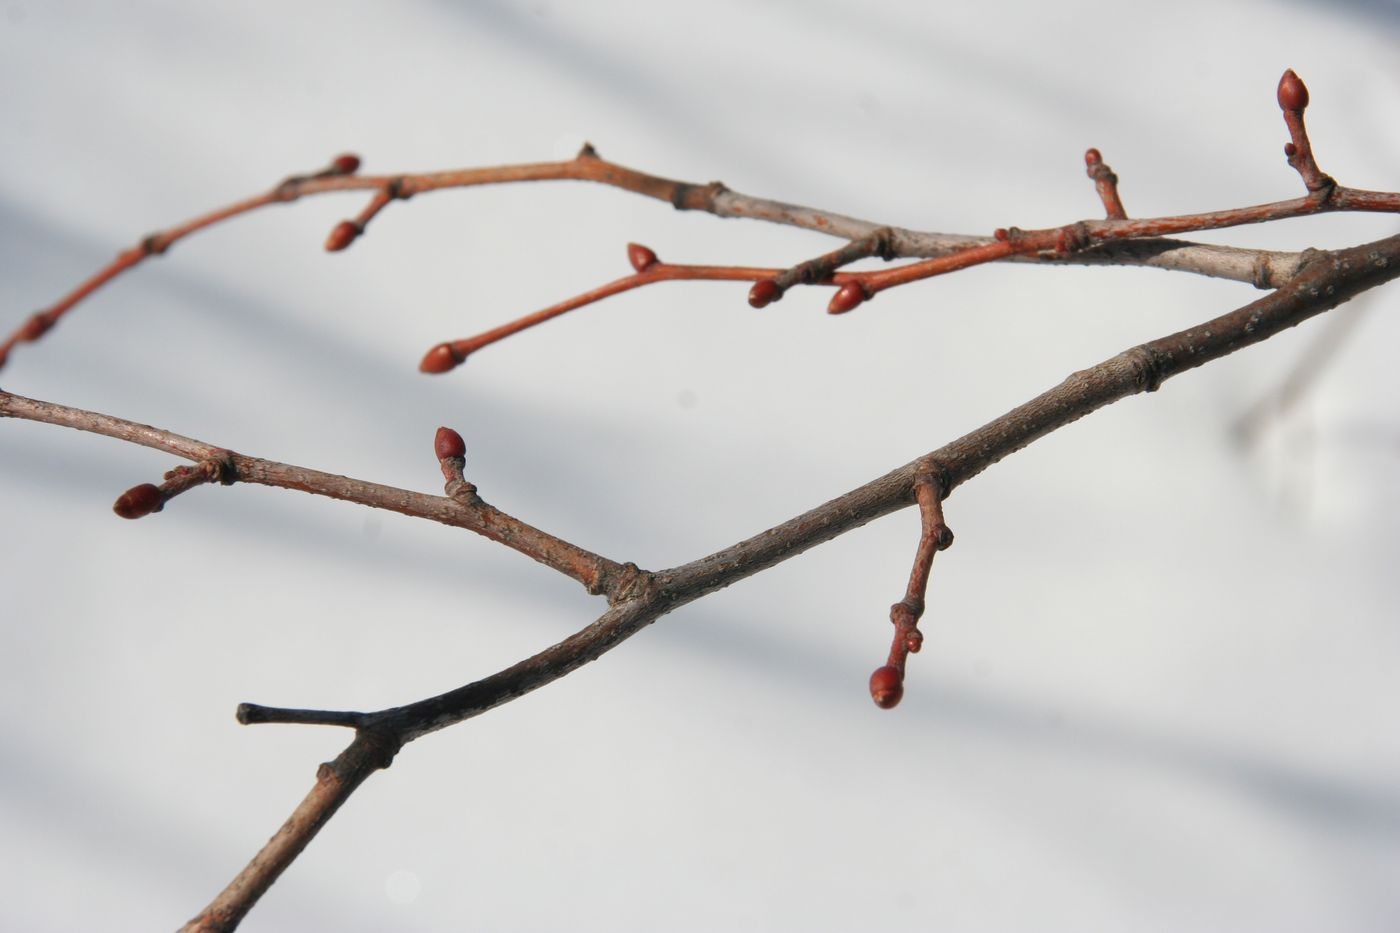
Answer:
[994,228,1009,241]
[627,242,658,273]
[827,282,867,314]
[419,343,465,374]
[935,524,954,551]
[434,426,466,461]
[1084,148,1102,167]
[324,220,360,252]
[748,279,780,308]
[869,666,903,709]
[330,153,361,175]
[113,483,164,519]
[1277,69,1309,112]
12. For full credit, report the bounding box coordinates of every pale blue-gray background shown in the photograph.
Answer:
[2,2,1398,930]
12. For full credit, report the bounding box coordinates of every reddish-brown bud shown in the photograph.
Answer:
[113,483,164,520]
[324,220,360,252]
[434,426,466,461]
[935,524,955,551]
[1277,69,1309,112]
[18,312,52,342]
[869,666,904,709]
[994,227,1009,241]
[827,282,867,315]
[1084,148,1102,167]
[330,153,361,175]
[1284,142,1298,158]
[748,279,781,309]
[419,343,465,374]
[627,242,658,273]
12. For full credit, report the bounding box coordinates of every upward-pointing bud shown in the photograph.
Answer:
[627,243,658,273]
[828,282,867,314]
[1277,69,1309,112]
[434,426,466,461]
[330,153,361,175]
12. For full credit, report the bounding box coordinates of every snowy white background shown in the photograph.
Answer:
[2,2,1399,931]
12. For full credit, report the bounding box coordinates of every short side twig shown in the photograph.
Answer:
[747,227,896,308]
[869,466,954,709]
[1085,148,1128,219]
[1278,69,1335,195]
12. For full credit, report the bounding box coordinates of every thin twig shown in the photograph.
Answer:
[1085,148,1128,219]
[870,468,954,709]
[0,395,636,600]
[7,72,1391,369]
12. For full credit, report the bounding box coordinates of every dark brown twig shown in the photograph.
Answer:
[176,731,398,933]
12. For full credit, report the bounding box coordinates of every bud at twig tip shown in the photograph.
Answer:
[828,282,867,314]
[627,242,658,273]
[330,153,361,175]
[324,220,360,252]
[748,279,780,309]
[434,427,466,461]
[869,666,903,709]
[419,343,465,374]
[113,483,164,519]
[1084,148,1102,167]
[1278,70,1309,112]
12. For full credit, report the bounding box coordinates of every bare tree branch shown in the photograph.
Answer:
[5,68,1399,931]
[8,227,1398,930]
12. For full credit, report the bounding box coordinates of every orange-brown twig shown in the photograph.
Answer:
[1085,148,1128,219]
[421,244,818,373]
[869,468,953,709]
[8,71,1399,374]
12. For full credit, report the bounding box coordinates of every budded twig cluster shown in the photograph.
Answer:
[3,70,1398,932]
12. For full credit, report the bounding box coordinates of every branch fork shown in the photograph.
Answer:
[112,449,236,519]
